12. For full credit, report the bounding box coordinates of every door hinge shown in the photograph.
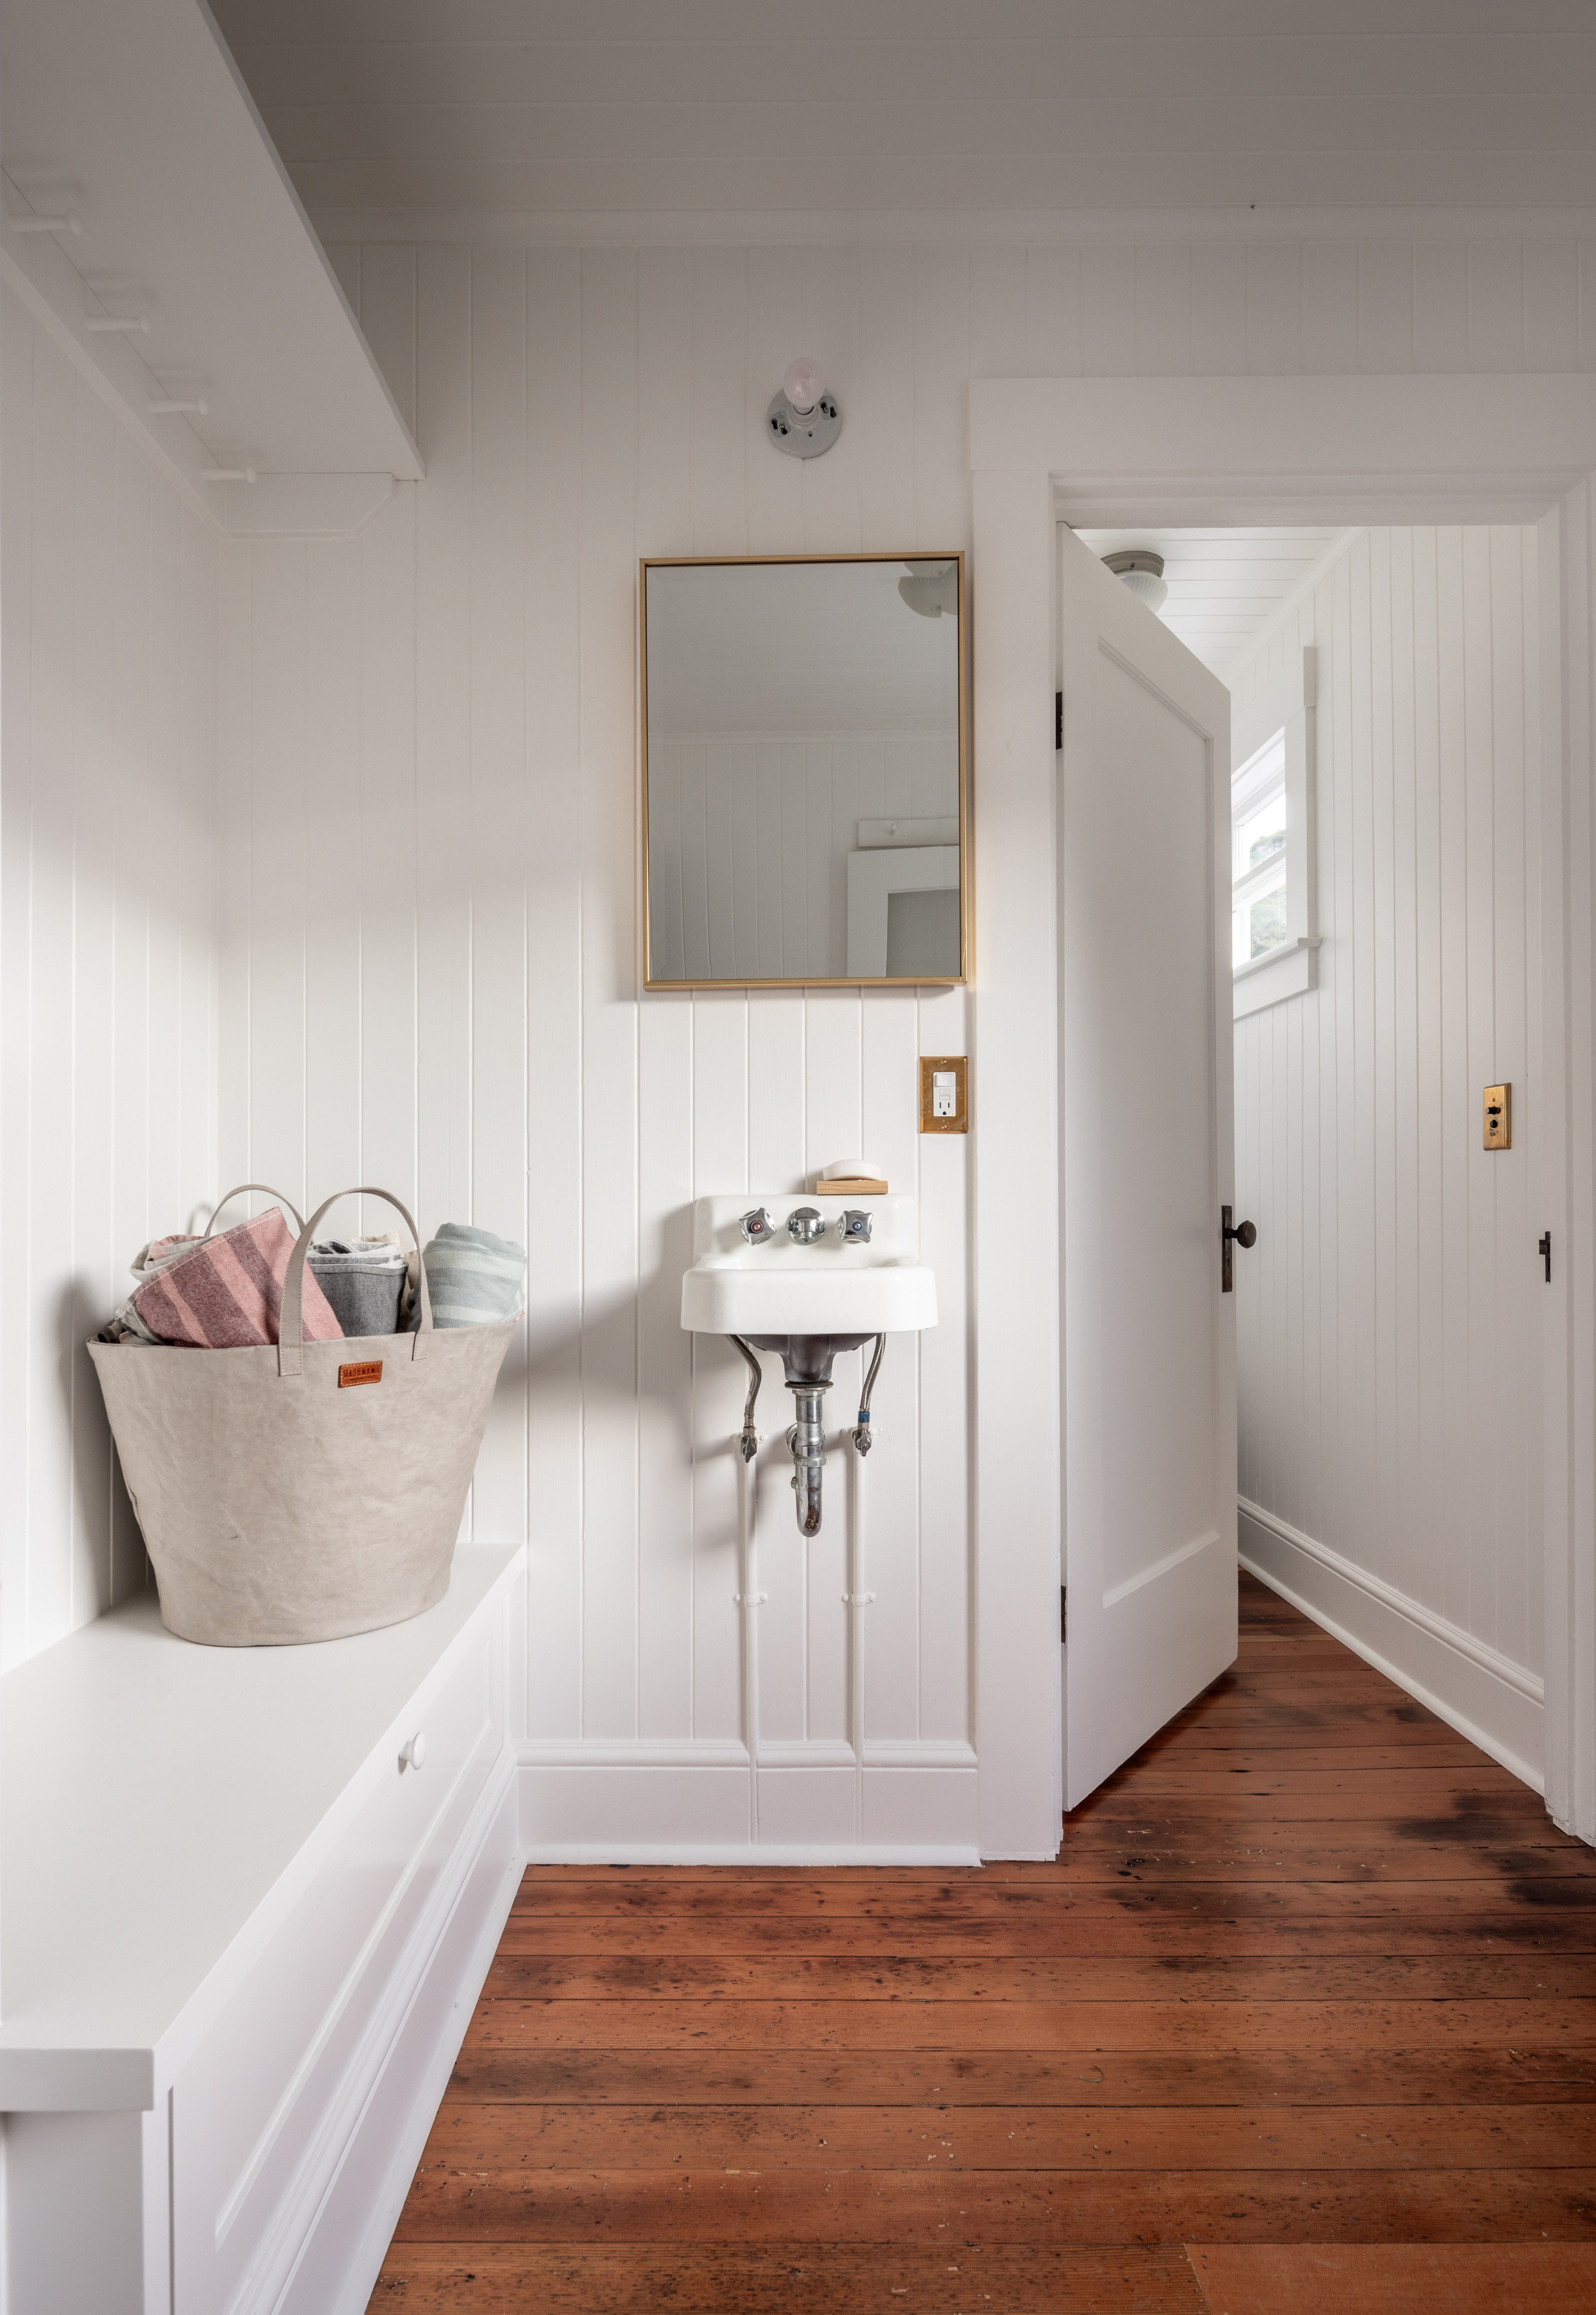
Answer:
[1060,1583,1067,1643]
[1539,1230,1552,1283]
[1055,691,1063,751]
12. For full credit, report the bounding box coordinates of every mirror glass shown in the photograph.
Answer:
[643,556,965,987]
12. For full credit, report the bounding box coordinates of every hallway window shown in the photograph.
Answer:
[1232,728,1288,965]
[1231,647,1318,1020]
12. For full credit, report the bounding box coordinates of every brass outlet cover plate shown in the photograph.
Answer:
[1484,1082,1511,1150]
[920,1055,968,1134]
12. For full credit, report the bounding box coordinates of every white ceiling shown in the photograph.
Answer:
[1075,526,1349,676]
[207,2,1596,237]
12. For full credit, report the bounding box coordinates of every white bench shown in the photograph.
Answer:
[1,1543,525,2315]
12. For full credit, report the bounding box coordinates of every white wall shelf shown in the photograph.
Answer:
[1,0,422,537]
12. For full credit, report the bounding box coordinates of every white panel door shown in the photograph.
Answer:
[1059,523,1239,1810]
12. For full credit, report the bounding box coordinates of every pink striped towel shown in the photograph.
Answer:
[130,1207,343,1350]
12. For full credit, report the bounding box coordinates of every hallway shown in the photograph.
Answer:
[372,1575,1596,2312]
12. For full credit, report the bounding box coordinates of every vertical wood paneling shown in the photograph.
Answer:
[201,231,1584,1837]
[1080,246,1137,378]
[0,290,219,1671]
[1234,524,1544,1683]
[521,246,586,1737]
[634,245,699,1741]
[577,246,642,1738]
[1414,244,1471,374]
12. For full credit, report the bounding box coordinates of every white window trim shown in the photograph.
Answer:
[1231,645,1319,1020]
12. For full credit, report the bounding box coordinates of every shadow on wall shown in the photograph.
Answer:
[519,1201,752,1453]
[59,1278,148,1623]
[57,1204,754,1613]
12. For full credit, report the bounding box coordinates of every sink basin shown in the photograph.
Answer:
[680,1194,938,1338]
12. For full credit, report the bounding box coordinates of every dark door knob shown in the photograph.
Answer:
[1221,1205,1256,1292]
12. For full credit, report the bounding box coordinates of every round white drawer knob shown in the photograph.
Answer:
[400,1731,428,1771]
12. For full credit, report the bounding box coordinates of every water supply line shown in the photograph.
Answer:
[729,1334,763,1462]
[852,1333,885,1453]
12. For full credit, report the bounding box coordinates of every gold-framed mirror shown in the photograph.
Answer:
[641,554,968,990]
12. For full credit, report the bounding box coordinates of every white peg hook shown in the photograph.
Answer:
[399,1731,428,1771]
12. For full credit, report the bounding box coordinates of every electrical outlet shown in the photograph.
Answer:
[919,1055,968,1134]
[1484,1083,1510,1150]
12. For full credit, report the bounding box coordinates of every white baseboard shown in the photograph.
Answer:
[520,1842,983,1867]
[1238,1497,1545,1792]
[518,1739,980,1860]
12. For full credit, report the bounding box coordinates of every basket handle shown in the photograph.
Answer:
[204,1183,306,1238]
[278,1188,433,1377]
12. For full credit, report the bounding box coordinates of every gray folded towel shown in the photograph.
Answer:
[308,1238,408,1340]
[420,1222,527,1329]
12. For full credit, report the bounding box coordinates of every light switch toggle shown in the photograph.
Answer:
[1484,1084,1511,1151]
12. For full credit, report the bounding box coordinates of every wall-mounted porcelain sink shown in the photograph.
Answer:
[680,1194,937,1339]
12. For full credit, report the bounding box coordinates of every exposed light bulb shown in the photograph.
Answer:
[782,357,823,416]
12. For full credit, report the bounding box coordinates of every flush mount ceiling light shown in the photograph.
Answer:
[1103,549,1168,612]
[898,561,959,618]
[766,356,842,458]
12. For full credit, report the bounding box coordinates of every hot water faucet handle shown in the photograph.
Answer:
[740,1207,777,1246]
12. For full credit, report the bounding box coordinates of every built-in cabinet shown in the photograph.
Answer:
[2,1549,524,2315]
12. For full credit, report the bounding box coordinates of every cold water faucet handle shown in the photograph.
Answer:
[838,1208,872,1244]
[788,1205,826,1245]
[740,1207,777,1247]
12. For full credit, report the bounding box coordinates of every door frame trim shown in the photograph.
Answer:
[970,374,1595,1856]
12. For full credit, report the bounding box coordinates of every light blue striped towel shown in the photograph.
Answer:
[420,1222,527,1328]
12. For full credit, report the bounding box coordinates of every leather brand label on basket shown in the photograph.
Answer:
[338,1360,384,1389]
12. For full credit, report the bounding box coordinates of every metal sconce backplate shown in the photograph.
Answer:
[766,388,842,458]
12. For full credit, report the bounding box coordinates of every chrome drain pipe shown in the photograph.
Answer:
[786,1382,830,1537]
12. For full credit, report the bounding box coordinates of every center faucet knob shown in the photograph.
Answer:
[788,1205,825,1245]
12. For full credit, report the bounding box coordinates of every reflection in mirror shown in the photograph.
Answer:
[643,556,965,987]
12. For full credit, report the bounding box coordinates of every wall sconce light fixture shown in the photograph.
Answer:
[766,356,842,459]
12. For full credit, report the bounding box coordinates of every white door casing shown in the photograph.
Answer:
[972,377,1596,1857]
[1057,524,1239,1808]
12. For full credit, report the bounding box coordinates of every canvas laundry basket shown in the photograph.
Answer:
[88,1187,515,1646]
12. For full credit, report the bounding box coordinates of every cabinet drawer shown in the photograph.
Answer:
[172,1608,503,2315]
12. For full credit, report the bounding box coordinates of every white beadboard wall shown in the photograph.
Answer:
[214,236,1596,1848]
[647,732,957,983]
[1231,525,1547,1784]
[215,245,978,1856]
[0,281,220,1674]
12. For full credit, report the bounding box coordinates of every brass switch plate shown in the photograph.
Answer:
[1484,1083,1510,1151]
[920,1055,968,1134]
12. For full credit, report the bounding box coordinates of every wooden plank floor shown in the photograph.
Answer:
[371,1573,1596,2313]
